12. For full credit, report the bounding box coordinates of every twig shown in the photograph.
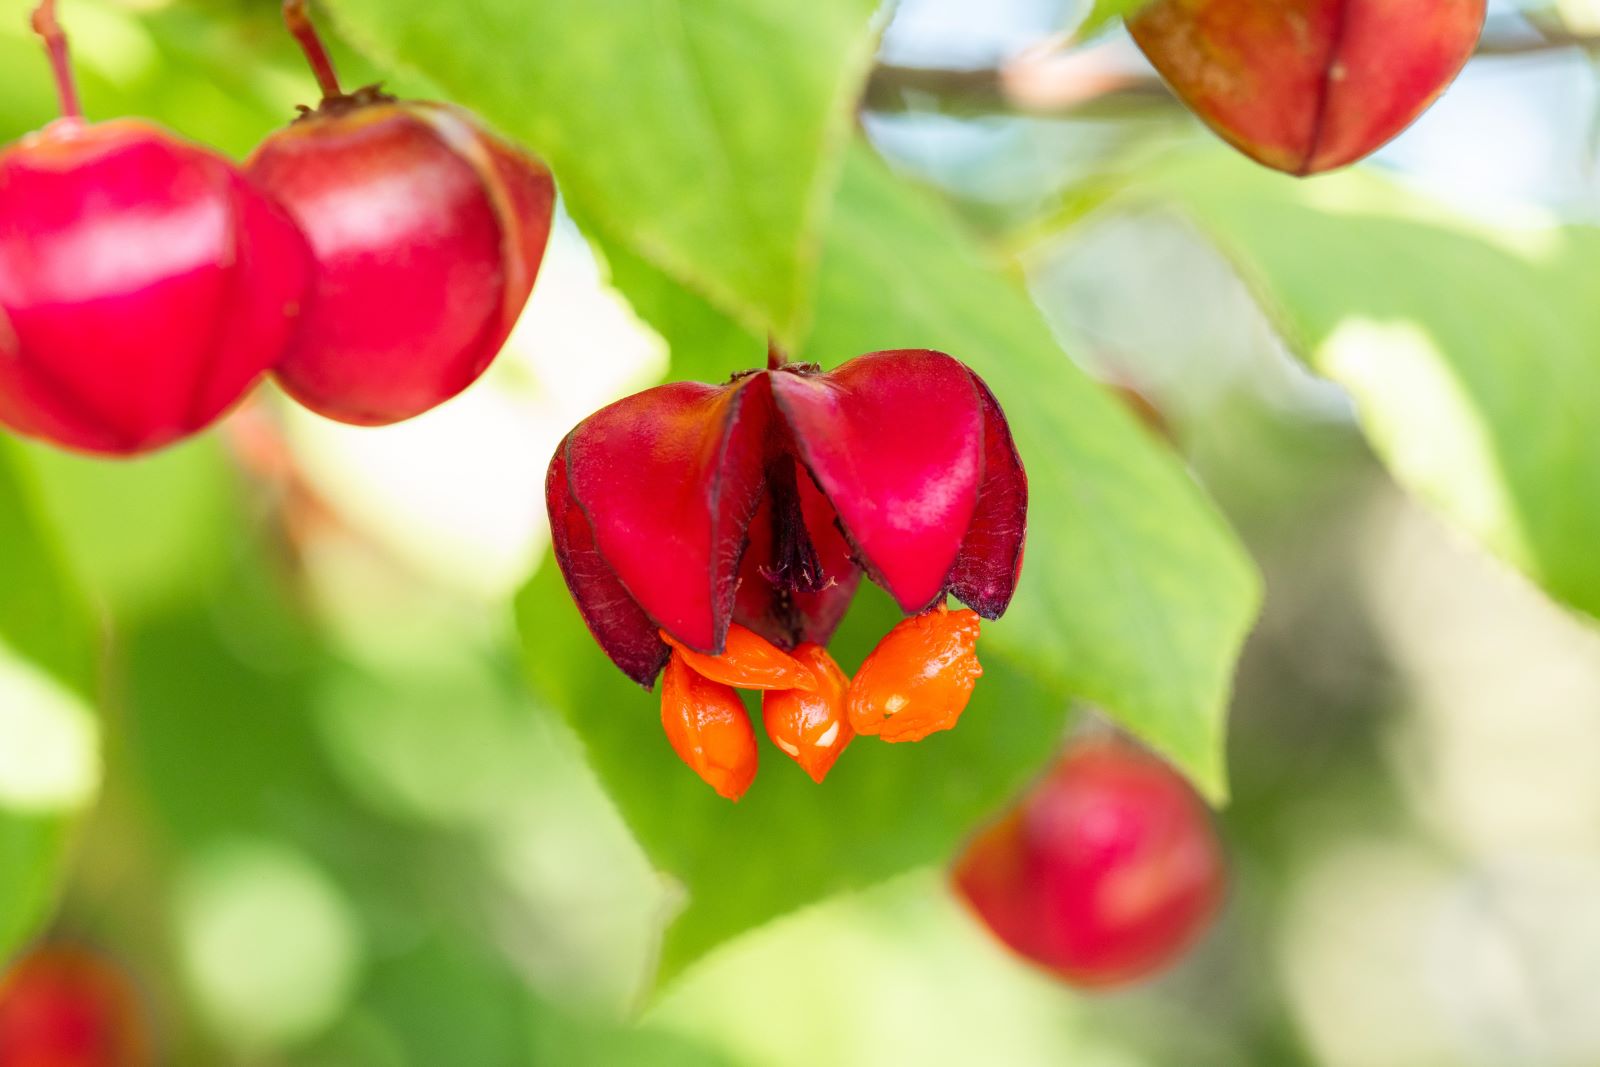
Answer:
[865,17,1600,119]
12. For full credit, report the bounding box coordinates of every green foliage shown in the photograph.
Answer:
[1078,0,1157,38]
[24,440,238,620]
[0,441,98,963]
[323,0,883,344]
[1120,153,1600,621]
[0,441,93,689]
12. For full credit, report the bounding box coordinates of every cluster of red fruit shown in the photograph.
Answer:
[0,0,553,457]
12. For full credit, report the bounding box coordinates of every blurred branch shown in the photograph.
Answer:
[864,16,1600,119]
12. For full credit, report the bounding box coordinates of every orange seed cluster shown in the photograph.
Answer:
[659,608,984,799]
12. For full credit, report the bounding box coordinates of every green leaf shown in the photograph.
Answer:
[0,438,99,963]
[0,440,95,691]
[803,146,1258,799]
[1117,153,1600,621]
[323,0,882,343]
[521,142,1258,982]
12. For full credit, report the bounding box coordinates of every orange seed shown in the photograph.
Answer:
[847,606,983,743]
[660,623,816,692]
[660,650,759,800]
[762,643,854,783]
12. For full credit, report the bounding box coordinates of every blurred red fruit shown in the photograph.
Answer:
[0,947,150,1067]
[1130,0,1486,175]
[953,740,1226,988]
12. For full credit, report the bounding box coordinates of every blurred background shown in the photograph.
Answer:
[3,0,1600,1063]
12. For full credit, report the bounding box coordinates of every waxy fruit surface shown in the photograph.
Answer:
[249,96,554,425]
[0,119,309,455]
[1130,0,1486,174]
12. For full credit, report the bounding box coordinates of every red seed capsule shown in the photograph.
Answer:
[246,0,555,426]
[1129,0,1485,175]
[847,606,983,743]
[660,649,759,801]
[546,348,1027,689]
[953,740,1227,989]
[0,3,310,456]
[762,643,852,782]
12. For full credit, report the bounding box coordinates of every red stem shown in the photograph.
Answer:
[283,0,344,100]
[767,339,789,370]
[30,0,82,121]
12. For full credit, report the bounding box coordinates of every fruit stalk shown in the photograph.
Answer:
[29,0,82,121]
[282,0,343,100]
[766,339,789,370]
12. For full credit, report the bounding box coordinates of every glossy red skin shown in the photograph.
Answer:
[0,947,150,1066]
[546,350,1028,686]
[1130,0,1486,174]
[248,99,554,425]
[0,119,310,455]
[954,742,1225,989]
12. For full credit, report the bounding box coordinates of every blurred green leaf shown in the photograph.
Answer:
[0,439,94,689]
[323,0,882,343]
[23,439,238,621]
[0,815,69,961]
[1121,153,1600,622]
[0,438,98,963]
[1078,0,1156,38]
[123,573,350,851]
[806,146,1257,798]
[0,0,308,154]
[351,931,746,1067]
